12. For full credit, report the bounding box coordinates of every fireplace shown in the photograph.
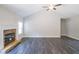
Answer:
[4,29,16,47]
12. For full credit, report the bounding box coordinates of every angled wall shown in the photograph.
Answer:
[23,10,61,37]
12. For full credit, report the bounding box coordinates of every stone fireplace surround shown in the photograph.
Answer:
[0,25,21,53]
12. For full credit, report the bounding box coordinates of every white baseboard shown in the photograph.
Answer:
[61,34,67,36]
[66,35,79,40]
[22,35,61,38]
[62,34,79,40]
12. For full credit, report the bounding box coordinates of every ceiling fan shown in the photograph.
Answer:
[42,4,62,11]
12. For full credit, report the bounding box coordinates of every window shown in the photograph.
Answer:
[18,21,23,34]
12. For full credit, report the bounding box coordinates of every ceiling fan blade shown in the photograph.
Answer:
[55,4,62,6]
[53,8,56,10]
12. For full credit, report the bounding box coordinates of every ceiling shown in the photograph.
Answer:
[2,4,79,18]
[2,4,45,18]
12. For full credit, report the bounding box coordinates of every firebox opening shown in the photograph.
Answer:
[4,29,16,48]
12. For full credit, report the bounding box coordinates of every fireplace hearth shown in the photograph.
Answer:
[4,29,16,47]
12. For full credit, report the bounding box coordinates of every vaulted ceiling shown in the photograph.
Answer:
[2,4,79,18]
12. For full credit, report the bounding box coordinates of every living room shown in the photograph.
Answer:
[0,4,79,54]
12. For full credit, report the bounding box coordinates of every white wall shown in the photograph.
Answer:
[0,6,22,50]
[61,19,68,36]
[0,6,19,25]
[65,15,79,40]
[23,10,61,37]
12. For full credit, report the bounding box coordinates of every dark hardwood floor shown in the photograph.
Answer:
[7,37,79,54]
[62,36,79,54]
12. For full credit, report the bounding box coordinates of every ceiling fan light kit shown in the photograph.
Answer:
[43,4,62,11]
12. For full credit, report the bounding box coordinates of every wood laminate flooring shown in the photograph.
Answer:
[7,37,79,54]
